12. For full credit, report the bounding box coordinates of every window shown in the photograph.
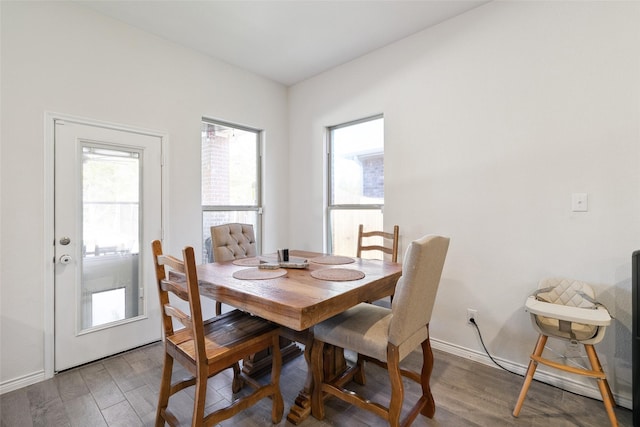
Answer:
[201,119,262,261]
[327,115,384,256]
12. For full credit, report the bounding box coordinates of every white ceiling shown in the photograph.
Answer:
[79,0,489,86]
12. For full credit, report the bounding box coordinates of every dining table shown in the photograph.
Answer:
[195,249,402,424]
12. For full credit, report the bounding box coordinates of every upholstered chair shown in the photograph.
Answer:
[210,223,257,262]
[311,234,450,427]
[210,223,257,314]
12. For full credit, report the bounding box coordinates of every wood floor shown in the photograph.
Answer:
[0,341,632,426]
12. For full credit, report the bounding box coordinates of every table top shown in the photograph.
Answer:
[196,250,402,331]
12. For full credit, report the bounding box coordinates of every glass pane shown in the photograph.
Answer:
[81,145,141,330]
[331,117,384,205]
[202,211,259,262]
[91,288,125,326]
[329,209,383,257]
[202,122,258,206]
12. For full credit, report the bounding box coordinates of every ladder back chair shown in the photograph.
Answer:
[512,277,617,427]
[357,224,400,304]
[311,235,450,427]
[151,240,283,427]
[357,224,399,263]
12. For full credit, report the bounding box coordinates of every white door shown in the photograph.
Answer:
[54,120,163,371]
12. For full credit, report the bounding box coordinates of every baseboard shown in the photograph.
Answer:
[0,370,46,395]
[430,338,632,410]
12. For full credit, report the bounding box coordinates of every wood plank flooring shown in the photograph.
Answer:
[0,341,632,426]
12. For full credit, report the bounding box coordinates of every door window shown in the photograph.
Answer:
[82,145,141,330]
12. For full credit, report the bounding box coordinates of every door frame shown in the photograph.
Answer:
[43,112,168,378]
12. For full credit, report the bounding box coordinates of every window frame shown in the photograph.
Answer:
[326,114,384,254]
[201,118,263,258]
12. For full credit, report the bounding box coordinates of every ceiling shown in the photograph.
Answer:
[79,1,489,86]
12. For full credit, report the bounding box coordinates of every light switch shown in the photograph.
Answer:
[571,193,588,212]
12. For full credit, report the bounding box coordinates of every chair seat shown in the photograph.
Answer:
[315,303,431,363]
[535,315,598,341]
[314,303,392,361]
[168,309,280,368]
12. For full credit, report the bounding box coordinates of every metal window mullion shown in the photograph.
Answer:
[327,204,384,210]
[202,206,261,211]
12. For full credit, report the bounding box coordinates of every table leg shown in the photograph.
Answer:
[286,332,347,425]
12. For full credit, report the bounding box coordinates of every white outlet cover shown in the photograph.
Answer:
[571,193,588,212]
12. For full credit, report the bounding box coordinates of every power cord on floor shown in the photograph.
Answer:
[468,318,617,406]
[469,317,522,377]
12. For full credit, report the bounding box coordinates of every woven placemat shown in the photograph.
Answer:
[232,268,287,280]
[232,257,262,266]
[310,255,355,265]
[311,268,365,281]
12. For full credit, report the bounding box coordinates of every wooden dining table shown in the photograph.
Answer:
[195,250,402,424]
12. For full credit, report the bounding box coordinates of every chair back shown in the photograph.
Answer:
[389,235,449,347]
[532,277,602,342]
[210,223,257,262]
[357,224,399,262]
[151,240,206,360]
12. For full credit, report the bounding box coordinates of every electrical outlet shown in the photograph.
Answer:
[467,308,478,325]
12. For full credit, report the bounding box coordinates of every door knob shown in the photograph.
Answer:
[59,254,72,264]
[59,237,71,245]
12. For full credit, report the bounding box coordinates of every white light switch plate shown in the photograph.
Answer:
[571,193,588,212]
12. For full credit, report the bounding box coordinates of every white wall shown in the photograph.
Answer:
[289,1,639,407]
[0,1,289,388]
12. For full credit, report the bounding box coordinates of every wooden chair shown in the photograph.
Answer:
[357,224,399,304]
[151,240,283,427]
[210,223,257,315]
[311,235,450,427]
[356,224,399,263]
[513,277,617,426]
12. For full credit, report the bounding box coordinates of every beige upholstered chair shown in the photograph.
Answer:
[357,224,399,263]
[151,240,283,427]
[210,223,257,314]
[210,223,257,262]
[311,235,450,427]
[513,277,617,426]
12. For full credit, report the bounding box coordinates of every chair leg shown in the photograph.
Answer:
[513,334,547,417]
[270,335,285,423]
[584,344,618,427]
[191,366,208,427]
[156,352,174,427]
[231,362,243,393]
[387,345,404,427]
[310,339,326,420]
[419,337,436,418]
[354,353,366,385]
